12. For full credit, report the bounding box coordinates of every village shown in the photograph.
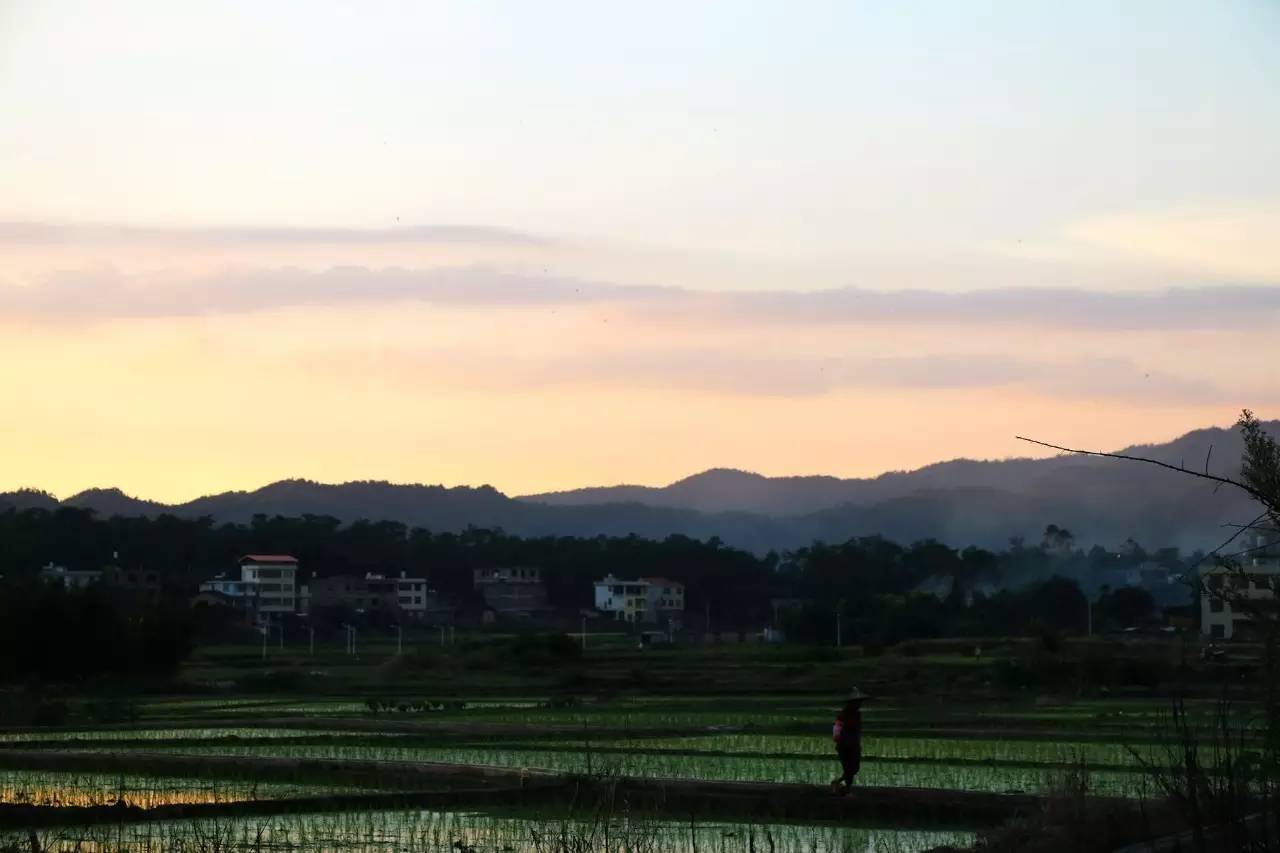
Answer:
[32,527,1280,648]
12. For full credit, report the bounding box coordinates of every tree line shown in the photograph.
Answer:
[0,504,1194,643]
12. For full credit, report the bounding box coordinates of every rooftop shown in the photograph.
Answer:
[241,554,299,565]
[640,577,681,588]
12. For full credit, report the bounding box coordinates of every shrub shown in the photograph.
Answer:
[83,698,139,724]
[236,670,302,691]
[467,633,583,670]
[0,691,69,726]
[1038,627,1063,655]
[395,649,445,671]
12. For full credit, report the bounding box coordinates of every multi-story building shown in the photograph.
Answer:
[101,563,163,604]
[310,574,399,613]
[239,555,298,614]
[594,575,685,624]
[41,554,163,604]
[473,566,547,616]
[198,554,298,617]
[39,563,102,590]
[1202,531,1280,640]
[308,572,431,618]
[474,567,542,585]
[392,572,431,618]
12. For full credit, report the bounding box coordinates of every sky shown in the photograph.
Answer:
[1,0,1279,502]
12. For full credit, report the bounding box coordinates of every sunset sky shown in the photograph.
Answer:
[2,1,1279,502]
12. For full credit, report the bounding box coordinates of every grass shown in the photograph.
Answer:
[94,740,1150,795]
[0,768,380,808]
[6,806,977,852]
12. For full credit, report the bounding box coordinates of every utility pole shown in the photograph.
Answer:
[705,600,711,638]
[396,625,403,656]
[261,621,268,660]
[439,625,446,648]
[308,626,315,656]
[835,599,845,648]
[581,616,587,651]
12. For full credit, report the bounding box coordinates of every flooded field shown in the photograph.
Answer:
[0,692,1209,851]
[13,807,975,853]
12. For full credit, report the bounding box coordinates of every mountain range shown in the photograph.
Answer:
[1,421,1270,554]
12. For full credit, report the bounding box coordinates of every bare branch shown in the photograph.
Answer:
[1014,435,1269,505]
[1207,510,1272,562]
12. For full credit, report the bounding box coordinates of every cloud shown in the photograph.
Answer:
[695,286,1280,331]
[0,221,549,247]
[601,350,1239,399]
[3,264,1280,332]
[336,346,1236,404]
[0,266,674,320]
[1066,207,1280,282]
[563,352,1233,403]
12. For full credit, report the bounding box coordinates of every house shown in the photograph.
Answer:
[1091,561,1189,610]
[310,574,399,614]
[238,555,299,614]
[199,573,252,602]
[473,566,547,616]
[1202,531,1280,640]
[101,563,163,604]
[39,563,102,590]
[391,572,431,618]
[308,572,431,617]
[190,589,238,608]
[593,575,685,624]
[198,554,298,617]
[41,554,162,603]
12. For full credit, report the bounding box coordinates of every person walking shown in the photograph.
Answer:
[830,687,869,794]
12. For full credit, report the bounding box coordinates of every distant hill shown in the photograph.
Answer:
[63,488,166,517]
[2,421,1272,553]
[0,489,59,513]
[522,423,1266,517]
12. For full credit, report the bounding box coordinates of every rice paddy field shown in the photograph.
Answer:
[0,689,1238,851]
[16,809,975,853]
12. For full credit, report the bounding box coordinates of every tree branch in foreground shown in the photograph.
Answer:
[1014,435,1269,507]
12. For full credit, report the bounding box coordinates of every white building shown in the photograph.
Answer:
[39,562,101,589]
[386,571,431,618]
[593,575,685,624]
[1202,532,1280,640]
[199,554,298,616]
[239,555,299,613]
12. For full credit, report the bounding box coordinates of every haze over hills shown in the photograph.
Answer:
[1,421,1271,554]
[521,424,1264,517]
